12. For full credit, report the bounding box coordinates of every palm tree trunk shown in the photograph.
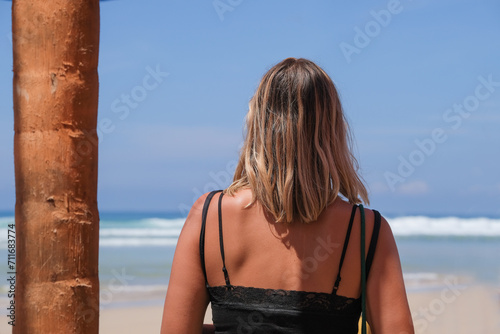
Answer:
[12,0,100,333]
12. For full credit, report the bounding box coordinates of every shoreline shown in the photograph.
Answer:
[1,273,499,333]
[102,283,500,334]
[2,282,497,333]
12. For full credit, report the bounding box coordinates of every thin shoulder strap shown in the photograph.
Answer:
[217,192,231,286]
[361,208,381,334]
[360,204,367,334]
[332,204,358,295]
[365,210,381,278]
[199,190,223,285]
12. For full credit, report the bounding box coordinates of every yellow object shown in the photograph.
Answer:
[358,317,371,334]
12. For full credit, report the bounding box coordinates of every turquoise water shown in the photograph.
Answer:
[1,212,499,309]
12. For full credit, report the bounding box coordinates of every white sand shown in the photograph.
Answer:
[2,285,498,333]
[99,303,212,334]
[407,285,500,334]
[98,285,500,334]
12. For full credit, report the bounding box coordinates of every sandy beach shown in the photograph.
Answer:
[98,284,499,333]
[99,303,213,334]
[1,284,498,333]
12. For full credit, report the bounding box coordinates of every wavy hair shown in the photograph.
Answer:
[225,58,368,223]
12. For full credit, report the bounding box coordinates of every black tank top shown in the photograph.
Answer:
[200,190,381,334]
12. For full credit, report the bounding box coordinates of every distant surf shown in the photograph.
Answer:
[387,216,500,237]
[1,212,499,310]
[1,214,500,249]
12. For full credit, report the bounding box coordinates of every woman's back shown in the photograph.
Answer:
[203,188,375,297]
[201,189,380,333]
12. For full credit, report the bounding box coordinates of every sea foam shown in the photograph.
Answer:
[1,215,500,249]
[387,216,500,237]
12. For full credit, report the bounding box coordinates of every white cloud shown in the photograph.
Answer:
[397,180,429,195]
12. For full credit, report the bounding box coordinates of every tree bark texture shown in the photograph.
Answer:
[12,0,100,333]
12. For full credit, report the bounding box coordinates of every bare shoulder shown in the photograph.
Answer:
[161,192,216,333]
[180,192,216,236]
[181,189,248,236]
[222,188,253,206]
[219,188,256,218]
[185,193,210,221]
[364,209,414,332]
[369,210,397,254]
[359,206,393,243]
[360,205,375,226]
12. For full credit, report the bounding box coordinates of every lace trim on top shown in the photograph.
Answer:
[208,285,361,314]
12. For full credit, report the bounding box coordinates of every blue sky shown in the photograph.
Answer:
[0,0,499,216]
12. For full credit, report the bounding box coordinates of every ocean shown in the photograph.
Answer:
[1,212,500,310]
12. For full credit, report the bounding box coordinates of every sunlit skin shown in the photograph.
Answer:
[161,189,414,333]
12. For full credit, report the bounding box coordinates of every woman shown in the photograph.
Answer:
[161,58,414,333]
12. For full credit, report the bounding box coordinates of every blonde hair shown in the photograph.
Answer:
[225,58,368,223]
